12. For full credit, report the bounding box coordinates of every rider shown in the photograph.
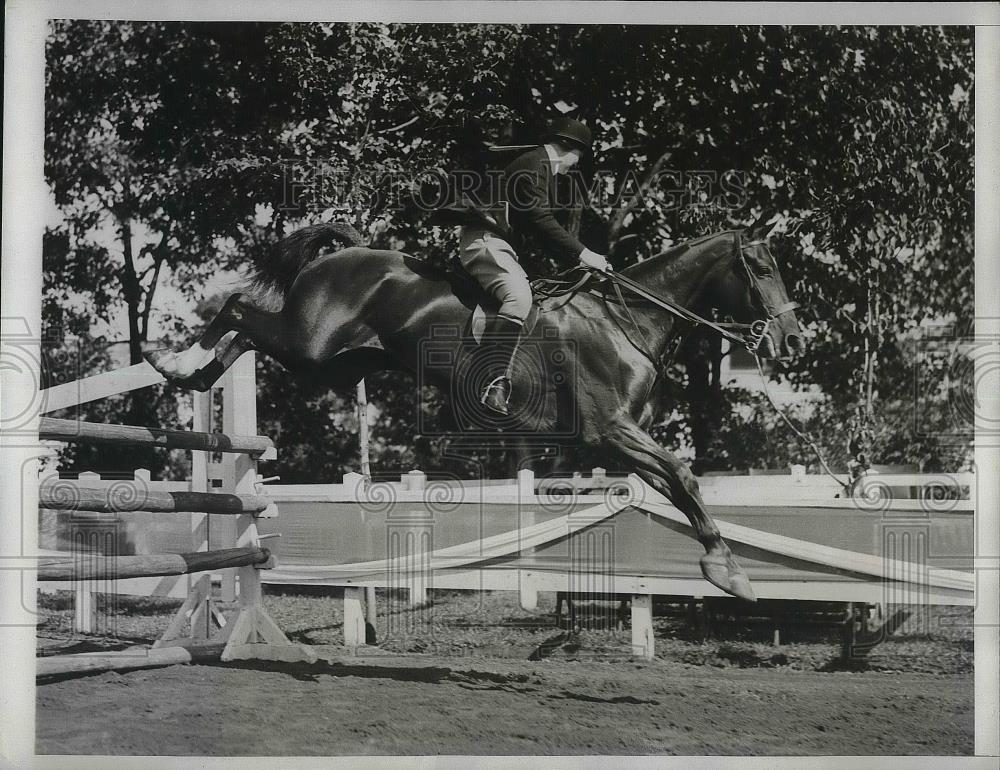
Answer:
[438,116,612,415]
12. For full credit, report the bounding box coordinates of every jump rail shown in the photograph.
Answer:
[36,354,316,677]
[38,546,271,581]
[39,416,276,459]
[39,483,270,515]
[38,642,228,679]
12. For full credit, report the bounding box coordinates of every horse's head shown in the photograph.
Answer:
[709,212,804,360]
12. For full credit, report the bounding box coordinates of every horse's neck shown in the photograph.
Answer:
[623,233,734,303]
[616,233,735,356]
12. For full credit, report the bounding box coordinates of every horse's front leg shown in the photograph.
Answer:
[605,414,755,602]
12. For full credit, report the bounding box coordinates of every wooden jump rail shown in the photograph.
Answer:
[39,483,270,515]
[35,355,316,678]
[38,643,228,679]
[38,546,271,582]
[39,416,276,459]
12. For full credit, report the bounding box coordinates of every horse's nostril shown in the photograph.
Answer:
[785,334,804,354]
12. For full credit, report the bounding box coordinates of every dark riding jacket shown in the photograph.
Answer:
[434,146,590,263]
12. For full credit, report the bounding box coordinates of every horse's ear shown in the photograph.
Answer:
[748,208,778,241]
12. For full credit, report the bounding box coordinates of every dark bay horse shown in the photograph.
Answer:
[145,214,803,601]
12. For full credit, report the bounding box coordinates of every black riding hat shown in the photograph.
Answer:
[541,117,592,154]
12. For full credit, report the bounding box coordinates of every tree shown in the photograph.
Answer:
[43,22,974,481]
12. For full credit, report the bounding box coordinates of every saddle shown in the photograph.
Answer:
[402,254,594,343]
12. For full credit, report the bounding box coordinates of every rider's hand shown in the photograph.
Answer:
[580,248,612,273]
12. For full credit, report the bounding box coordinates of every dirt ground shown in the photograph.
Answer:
[36,590,974,756]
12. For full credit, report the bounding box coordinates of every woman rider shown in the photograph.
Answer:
[439,116,613,415]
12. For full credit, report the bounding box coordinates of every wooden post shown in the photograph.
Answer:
[355,382,377,642]
[409,581,428,608]
[343,587,378,650]
[223,353,260,604]
[74,576,96,635]
[841,601,856,659]
[343,587,365,652]
[72,471,100,635]
[405,469,426,492]
[592,466,607,492]
[343,471,366,498]
[365,586,378,644]
[356,379,371,481]
[404,468,429,609]
[631,594,654,660]
[517,469,538,611]
[190,390,212,639]
[213,352,315,664]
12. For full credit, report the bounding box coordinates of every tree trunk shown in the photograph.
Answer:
[119,217,143,365]
[117,213,157,471]
[683,329,725,475]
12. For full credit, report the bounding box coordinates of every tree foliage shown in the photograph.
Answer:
[43,21,974,480]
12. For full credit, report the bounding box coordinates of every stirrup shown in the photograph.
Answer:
[480,375,511,416]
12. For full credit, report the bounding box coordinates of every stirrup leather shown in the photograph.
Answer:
[480,375,511,415]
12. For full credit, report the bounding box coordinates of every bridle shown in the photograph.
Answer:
[734,230,800,354]
[591,230,801,360]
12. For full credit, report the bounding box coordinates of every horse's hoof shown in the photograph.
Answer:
[727,571,757,603]
[142,345,178,376]
[143,343,204,382]
[700,552,757,602]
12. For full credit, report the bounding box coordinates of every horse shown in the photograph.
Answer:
[144,213,803,601]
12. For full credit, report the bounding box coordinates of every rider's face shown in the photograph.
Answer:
[561,149,582,172]
[545,142,583,174]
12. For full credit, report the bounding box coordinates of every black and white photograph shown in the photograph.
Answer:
[2,1,998,763]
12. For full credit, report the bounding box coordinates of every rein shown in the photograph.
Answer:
[601,268,751,348]
[583,230,801,356]
[531,270,593,310]
[751,352,851,492]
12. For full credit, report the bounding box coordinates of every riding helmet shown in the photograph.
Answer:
[541,116,593,154]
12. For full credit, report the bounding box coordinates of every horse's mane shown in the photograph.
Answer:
[619,229,737,276]
[249,222,368,301]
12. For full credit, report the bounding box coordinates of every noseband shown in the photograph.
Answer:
[735,231,800,353]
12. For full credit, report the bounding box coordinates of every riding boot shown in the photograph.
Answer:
[478,316,523,416]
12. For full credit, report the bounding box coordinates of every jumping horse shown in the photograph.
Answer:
[145,212,803,601]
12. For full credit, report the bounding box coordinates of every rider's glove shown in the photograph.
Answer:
[579,248,612,273]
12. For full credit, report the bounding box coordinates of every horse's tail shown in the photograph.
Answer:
[248,221,367,304]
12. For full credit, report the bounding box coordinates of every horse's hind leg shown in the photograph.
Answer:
[145,293,314,385]
[169,339,398,394]
[147,292,386,391]
[166,332,256,392]
[144,294,257,382]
